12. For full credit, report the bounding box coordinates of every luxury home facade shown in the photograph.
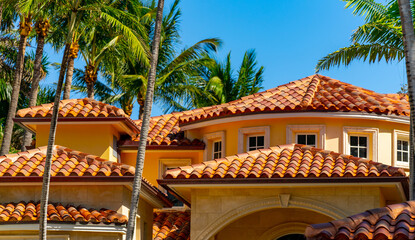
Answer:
[0,74,413,239]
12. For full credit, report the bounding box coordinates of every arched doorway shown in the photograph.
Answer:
[213,208,333,240]
[276,234,306,240]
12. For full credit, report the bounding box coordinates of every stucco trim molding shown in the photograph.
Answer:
[238,126,270,153]
[258,222,309,240]
[286,125,326,148]
[194,195,347,240]
[342,126,379,162]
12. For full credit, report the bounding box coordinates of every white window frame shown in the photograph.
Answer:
[343,127,378,161]
[212,140,223,159]
[238,126,270,153]
[203,131,225,161]
[394,130,410,168]
[246,134,266,151]
[286,125,326,148]
[296,133,318,147]
[159,158,192,179]
[349,135,369,158]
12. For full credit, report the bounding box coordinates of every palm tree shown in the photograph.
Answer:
[183,49,264,110]
[38,0,151,238]
[21,16,51,151]
[78,0,221,118]
[126,0,164,238]
[316,0,404,71]
[0,1,33,155]
[62,40,79,99]
[397,0,415,200]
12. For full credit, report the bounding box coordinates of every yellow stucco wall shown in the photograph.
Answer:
[121,150,203,186]
[187,116,409,166]
[36,124,120,162]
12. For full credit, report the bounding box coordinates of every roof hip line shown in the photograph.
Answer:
[300,74,320,107]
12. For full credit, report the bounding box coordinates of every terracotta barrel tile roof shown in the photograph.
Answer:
[0,145,135,177]
[16,98,128,118]
[179,75,410,124]
[0,201,127,224]
[163,144,406,180]
[305,201,415,240]
[153,210,190,240]
[123,113,204,148]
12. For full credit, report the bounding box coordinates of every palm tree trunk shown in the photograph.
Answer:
[0,16,31,155]
[125,0,164,239]
[138,101,144,119]
[87,81,94,98]
[63,56,75,99]
[63,42,78,99]
[22,20,48,151]
[0,3,4,31]
[397,0,415,200]
[38,43,70,239]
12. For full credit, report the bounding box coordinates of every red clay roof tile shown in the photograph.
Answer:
[16,98,128,118]
[0,145,135,177]
[0,201,127,224]
[306,201,415,240]
[153,210,190,240]
[179,75,410,124]
[163,144,406,180]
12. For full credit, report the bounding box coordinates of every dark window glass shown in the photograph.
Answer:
[249,136,256,148]
[351,147,358,157]
[213,141,222,159]
[307,135,316,146]
[359,136,367,147]
[257,136,264,147]
[403,152,409,162]
[403,141,409,151]
[359,148,367,158]
[297,135,306,145]
[350,136,358,146]
[398,151,402,161]
[398,140,402,150]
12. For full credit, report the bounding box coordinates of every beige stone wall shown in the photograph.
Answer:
[216,208,332,240]
[0,184,154,240]
[190,186,385,240]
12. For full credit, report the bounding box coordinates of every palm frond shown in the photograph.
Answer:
[344,0,387,21]
[316,43,404,71]
[351,20,402,47]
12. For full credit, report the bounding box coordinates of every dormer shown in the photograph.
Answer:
[14,98,139,162]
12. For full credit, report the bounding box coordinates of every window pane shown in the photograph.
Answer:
[397,151,402,161]
[403,152,409,162]
[350,136,358,146]
[307,135,316,146]
[403,141,409,151]
[359,136,367,147]
[249,136,256,148]
[351,147,358,157]
[257,136,264,147]
[297,135,306,145]
[398,140,402,150]
[359,148,367,158]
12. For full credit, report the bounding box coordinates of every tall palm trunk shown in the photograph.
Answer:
[125,0,164,239]
[0,3,3,31]
[63,41,79,99]
[398,0,415,200]
[0,16,32,155]
[39,0,80,237]
[22,18,50,151]
[138,99,144,119]
[38,42,70,240]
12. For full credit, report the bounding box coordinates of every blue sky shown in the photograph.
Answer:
[40,0,406,119]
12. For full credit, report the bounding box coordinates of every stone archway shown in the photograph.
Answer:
[194,195,347,240]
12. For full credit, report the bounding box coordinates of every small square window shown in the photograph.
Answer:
[248,135,265,151]
[350,136,367,158]
[213,141,222,159]
[296,134,316,147]
[397,140,409,163]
